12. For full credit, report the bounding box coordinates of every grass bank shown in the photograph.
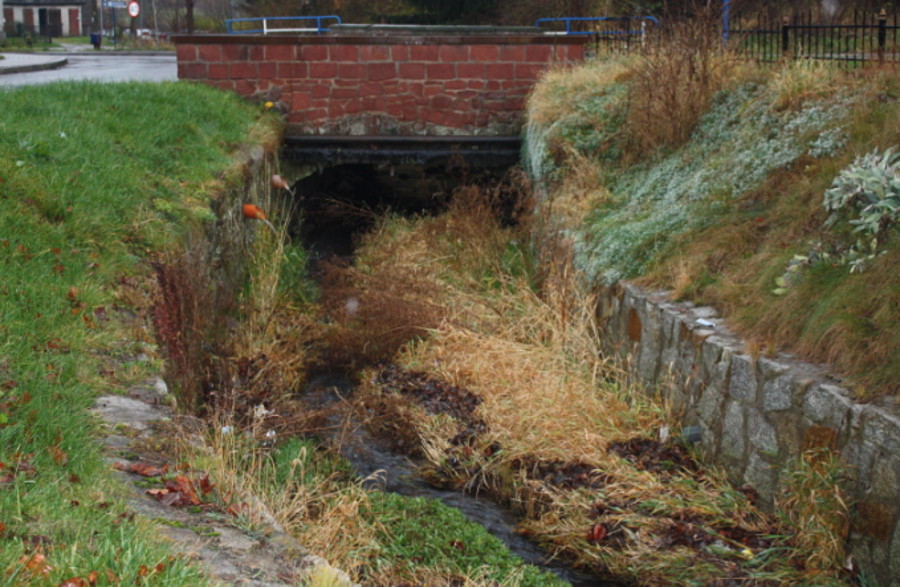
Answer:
[525,50,900,398]
[0,81,570,586]
[0,80,275,584]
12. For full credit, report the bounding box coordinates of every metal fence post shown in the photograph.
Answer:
[781,16,790,58]
[878,8,887,63]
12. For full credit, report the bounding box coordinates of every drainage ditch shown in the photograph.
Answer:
[289,161,603,586]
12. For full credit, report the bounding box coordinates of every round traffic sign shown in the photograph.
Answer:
[127,1,140,18]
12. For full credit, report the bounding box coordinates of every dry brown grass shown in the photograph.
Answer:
[151,233,237,413]
[776,449,852,574]
[317,185,522,370]
[622,18,746,160]
[340,188,826,583]
[187,416,380,575]
[526,59,631,129]
[768,59,851,111]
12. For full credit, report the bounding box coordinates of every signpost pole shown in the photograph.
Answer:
[127,1,140,38]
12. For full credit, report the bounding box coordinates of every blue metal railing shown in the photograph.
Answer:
[534,16,660,37]
[225,15,341,35]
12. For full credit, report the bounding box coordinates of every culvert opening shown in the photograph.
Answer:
[292,161,523,266]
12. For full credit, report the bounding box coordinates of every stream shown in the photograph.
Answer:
[292,164,611,586]
[300,372,601,587]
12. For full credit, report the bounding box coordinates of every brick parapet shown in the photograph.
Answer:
[174,32,585,136]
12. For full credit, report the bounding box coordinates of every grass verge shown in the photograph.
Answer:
[0,80,275,584]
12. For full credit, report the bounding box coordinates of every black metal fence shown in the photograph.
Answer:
[729,8,900,66]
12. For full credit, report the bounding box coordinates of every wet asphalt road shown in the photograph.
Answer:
[0,53,177,87]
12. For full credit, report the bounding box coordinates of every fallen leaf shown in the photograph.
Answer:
[88,570,99,584]
[58,578,88,587]
[170,475,200,505]
[226,502,250,517]
[20,552,52,575]
[198,474,213,495]
[113,462,168,477]
[49,446,68,466]
[271,174,291,191]
[587,524,608,543]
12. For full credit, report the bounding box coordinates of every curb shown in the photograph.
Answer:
[0,55,68,75]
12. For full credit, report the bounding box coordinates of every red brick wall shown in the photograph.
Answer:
[174,33,585,136]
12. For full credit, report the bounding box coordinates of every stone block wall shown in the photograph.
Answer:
[598,282,900,585]
[173,31,584,136]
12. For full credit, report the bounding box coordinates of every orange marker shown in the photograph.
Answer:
[242,204,266,220]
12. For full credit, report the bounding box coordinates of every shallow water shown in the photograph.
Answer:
[300,372,606,587]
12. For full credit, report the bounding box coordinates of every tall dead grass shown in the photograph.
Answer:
[623,16,743,160]
[317,184,523,370]
[187,418,379,578]
[341,183,856,583]
[343,187,808,582]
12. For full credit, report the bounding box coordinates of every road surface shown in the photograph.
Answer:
[0,53,177,87]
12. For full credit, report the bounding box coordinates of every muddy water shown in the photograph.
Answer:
[301,373,603,587]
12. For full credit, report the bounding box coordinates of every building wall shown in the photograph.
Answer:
[174,33,585,136]
[6,5,82,36]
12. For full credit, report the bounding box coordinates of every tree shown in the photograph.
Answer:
[404,0,498,23]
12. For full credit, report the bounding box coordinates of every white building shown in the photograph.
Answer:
[3,0,87,37]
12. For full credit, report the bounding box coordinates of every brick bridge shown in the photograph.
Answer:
[174,25,585,164]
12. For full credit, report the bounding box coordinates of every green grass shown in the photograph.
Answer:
[527,57,900,397]
[364,492,568,586]
[0,81,268,584]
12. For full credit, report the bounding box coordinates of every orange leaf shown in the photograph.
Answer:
[58,578,88,587]
[21,552,52,575]
[88,570,99,585]
[49,446,68,466]
[242,203,266,220]
[170,475,200,505]
[587,524,608,543]
[67,287,79,302]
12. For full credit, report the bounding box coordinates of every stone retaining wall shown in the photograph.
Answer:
[597,282,900,584]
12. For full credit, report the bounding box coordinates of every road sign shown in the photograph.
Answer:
[102,1,127,7]
[127,1,140,18]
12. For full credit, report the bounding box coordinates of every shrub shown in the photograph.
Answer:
[621,15,732,160]
[824,146,900,239]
